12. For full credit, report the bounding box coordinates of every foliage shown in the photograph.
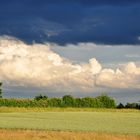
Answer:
[34,94,48,101]
[0,94,117,108]
[117,103,124,109]
[125,103,140,109]
[97,94,116,108]
[117,102,140,109]
[62,95,75,107]
[74,98,83,107]
[0,82,2,98]
[48,98,62,107]
[3,94,140,109]
[0,98,48,107]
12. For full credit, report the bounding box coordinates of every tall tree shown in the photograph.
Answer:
[0,82,2,98]
[62,95,75,107]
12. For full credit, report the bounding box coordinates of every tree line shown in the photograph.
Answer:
[0,94,116,108]
[117,102,140,109]
[0,83,139,109]
[0,82,2,98]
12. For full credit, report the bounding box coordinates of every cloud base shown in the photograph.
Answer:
[0,36,140,93]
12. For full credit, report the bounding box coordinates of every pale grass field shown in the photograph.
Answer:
[0,106,139,113]
[0,107,139,140]
[0,129,140,140]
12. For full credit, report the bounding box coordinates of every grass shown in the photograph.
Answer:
[0,111,140,134]
[0,129,140,140]
[0,107,139,139]
[0,106,139,113]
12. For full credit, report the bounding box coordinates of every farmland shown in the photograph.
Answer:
[0,108,140,140]
[0,111,140,133]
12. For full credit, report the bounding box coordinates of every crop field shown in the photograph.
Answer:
[0,108,140,140]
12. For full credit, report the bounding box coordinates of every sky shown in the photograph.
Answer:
[0,0,140,103]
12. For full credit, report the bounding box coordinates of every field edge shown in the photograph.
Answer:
[0,106,140,113]
[0,128,140,140]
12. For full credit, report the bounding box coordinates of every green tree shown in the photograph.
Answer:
[97,94,116,108]
[62,95,75,107]
[0,82,2,98]
[48,98,62,107]
[117,103,124,109]
[34,94,48,101]
[75,98,83,107]
[125,103,139,109]
[81,97,93,107]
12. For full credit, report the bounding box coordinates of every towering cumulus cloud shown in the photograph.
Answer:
[0,36,140,93]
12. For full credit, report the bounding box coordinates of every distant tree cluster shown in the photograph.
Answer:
[117,102,140,109]
[34,94,48,101]
[34,94,116,108]
[0,94,116,108]
[0,83,139,109]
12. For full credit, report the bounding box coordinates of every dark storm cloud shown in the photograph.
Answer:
[0,0,140,44]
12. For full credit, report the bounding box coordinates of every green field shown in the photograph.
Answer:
[0,111,140,134]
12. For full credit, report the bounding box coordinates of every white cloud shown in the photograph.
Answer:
[0,36,140,93]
